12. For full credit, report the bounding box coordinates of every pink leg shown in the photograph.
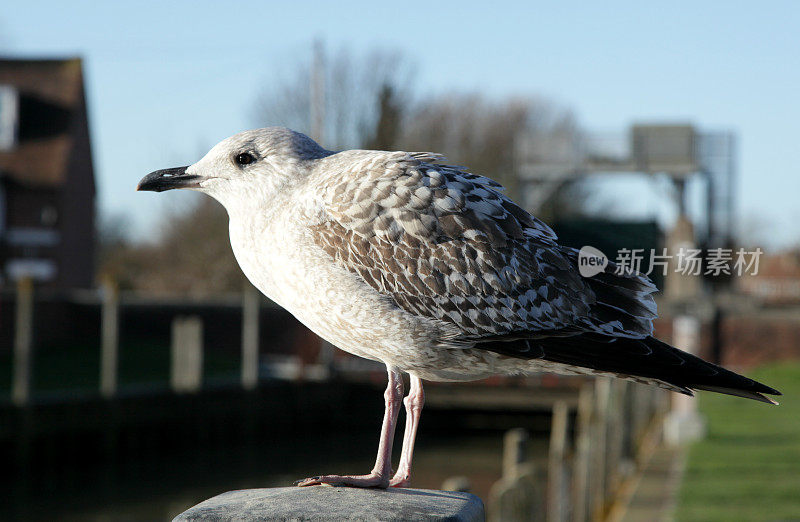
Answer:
[390,375,424,487]
[296,367,403,488]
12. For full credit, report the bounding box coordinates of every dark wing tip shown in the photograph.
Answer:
[692,384,780,405]
[759,383,783,396]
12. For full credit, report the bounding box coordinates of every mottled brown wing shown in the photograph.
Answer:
[312,150,656,340]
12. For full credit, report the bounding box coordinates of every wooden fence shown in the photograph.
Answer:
[488,378,670,522]
[4,277,266,403]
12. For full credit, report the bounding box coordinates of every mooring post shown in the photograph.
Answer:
[171,487,485,521]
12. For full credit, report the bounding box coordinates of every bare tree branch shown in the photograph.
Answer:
[255,43,414,150]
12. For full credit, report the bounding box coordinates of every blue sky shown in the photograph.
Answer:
[2,1,799,247]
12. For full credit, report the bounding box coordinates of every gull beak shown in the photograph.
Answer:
[137,166,200,192]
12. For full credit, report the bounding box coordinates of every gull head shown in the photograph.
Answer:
[137,127,330,209]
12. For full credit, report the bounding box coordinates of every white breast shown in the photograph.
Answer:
[228,207,436,367]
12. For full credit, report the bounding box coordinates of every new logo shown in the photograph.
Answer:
[578,246,608,278]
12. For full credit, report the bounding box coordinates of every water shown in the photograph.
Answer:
[3,383,556,520]
[42,432,511,521]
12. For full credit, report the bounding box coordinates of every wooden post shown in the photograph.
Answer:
[491,428,545,522]
[12,277,34,406]
[100,278,120,398]
[503,428,529,479]
[548,400,569,522]
[241,283,260,390]
[571,383,593,522]
[664,315,705,444]
[630,382,647,448]
[605,380,628,497]
[590,377,611,520]
[171,316,203,393]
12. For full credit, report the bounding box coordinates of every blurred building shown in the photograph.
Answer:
[515,123,737,298]
[738,251,800,305]
[0,57,95,289]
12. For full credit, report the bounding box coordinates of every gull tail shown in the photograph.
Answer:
[480,334,781,404]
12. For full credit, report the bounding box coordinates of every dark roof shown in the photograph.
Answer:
[0,57,85,187]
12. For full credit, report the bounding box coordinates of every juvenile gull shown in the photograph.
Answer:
[138,127,779,488]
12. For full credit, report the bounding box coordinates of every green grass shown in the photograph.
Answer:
[676,363,800,521]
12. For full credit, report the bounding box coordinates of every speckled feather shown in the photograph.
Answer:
[311,149,658,344]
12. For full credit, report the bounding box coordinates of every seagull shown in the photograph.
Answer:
[138,127,779,488]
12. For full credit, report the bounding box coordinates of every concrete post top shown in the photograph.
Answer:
[173,487,485,522]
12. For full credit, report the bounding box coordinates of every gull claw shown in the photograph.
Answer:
[389,477,410,488]
[294,476,321,486]
[294,473,390,488]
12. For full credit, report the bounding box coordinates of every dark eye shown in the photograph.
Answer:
[235,152,256,166]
